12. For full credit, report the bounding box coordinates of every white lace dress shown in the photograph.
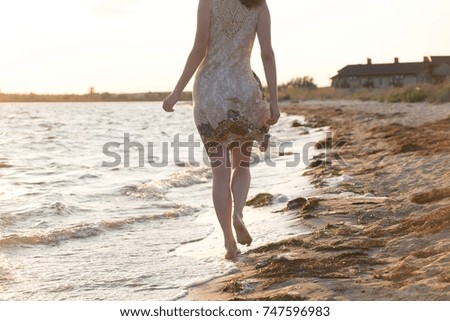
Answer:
[193,0,271,153]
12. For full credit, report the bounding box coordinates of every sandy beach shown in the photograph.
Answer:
[188,100,450,301]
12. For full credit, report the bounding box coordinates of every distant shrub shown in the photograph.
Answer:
[386,93,403,103]
[386,88,425,103]
[279,76,317,90]
[405,88,427,102]
[427,84,450,103]
[278,83,450,103]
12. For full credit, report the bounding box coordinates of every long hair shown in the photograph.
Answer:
[239,0,263,9]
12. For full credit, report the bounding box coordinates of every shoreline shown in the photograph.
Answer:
[0,92,193,103]
[187,100,450,300]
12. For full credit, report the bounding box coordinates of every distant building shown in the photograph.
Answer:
[429,56,450,84]
[331,56,450,88]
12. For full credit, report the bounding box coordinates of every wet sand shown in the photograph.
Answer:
[188,101,450,300]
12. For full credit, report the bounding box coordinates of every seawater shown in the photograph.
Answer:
[0,102,322,300]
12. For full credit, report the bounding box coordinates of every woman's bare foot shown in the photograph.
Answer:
[233,212,252,246]
[224,240,239,260]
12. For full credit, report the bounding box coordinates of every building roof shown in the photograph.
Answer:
[430,56,450,65]
[332,62,428,79]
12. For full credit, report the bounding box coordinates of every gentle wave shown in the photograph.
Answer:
[8,201,85,220]
[0,205,199,248]
[49,201,78,215]
[184,266,240,289]
[168,166,212,187]
[169,290,189,301]
[100,205,199,229]
[78,173,100,179]
[0,224,103,247]
[123,166,211,199]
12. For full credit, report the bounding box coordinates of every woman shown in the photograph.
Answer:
[163,0,279,259]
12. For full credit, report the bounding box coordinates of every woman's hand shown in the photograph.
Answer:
[265,101,280,126]
[162,91,181,113]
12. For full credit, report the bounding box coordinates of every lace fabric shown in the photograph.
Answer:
[193,0,270,151]
[215,0,251,38]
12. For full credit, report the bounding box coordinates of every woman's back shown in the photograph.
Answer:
[204,0,259,72]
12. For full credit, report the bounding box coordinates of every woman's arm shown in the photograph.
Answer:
[257,1,280,125]
[163,0,211,112]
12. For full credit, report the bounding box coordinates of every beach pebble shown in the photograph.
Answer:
[291,120,303,127]
[246,193,274,207]
[286,197,307,210]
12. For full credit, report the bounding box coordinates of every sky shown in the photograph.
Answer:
[0,0,449,94]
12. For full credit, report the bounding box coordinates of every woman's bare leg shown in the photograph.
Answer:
[231,140,253,246]
[210,144,238,259]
